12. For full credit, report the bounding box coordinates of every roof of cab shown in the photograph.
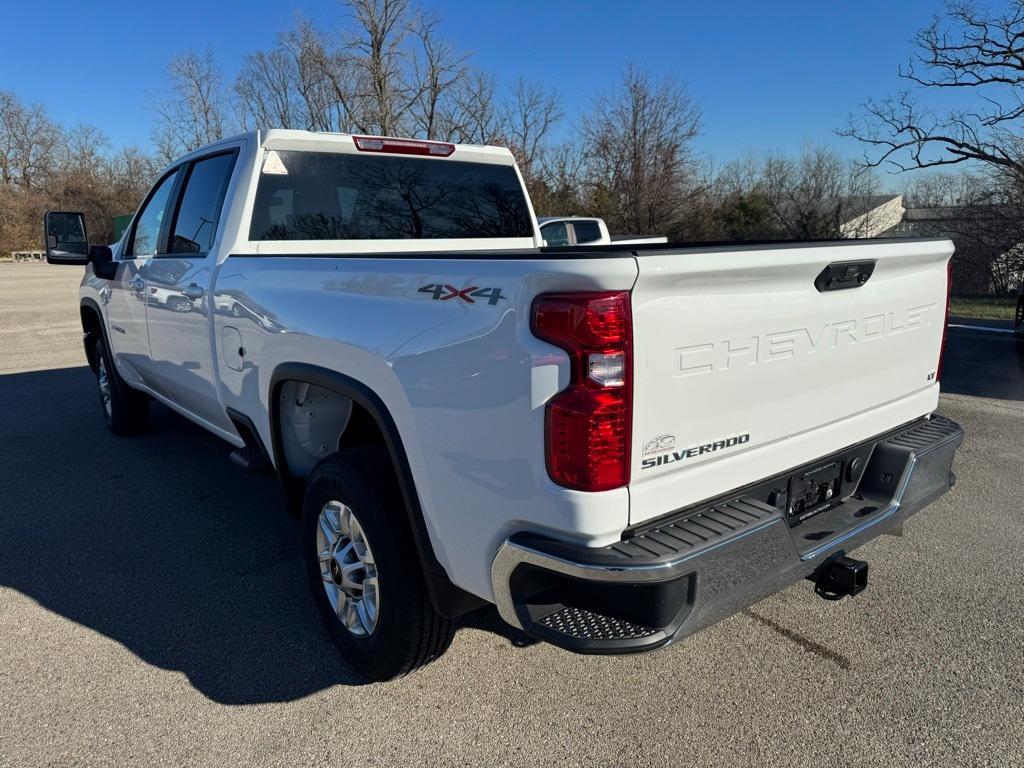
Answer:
[537,216,601,224]
[258,129,518,165]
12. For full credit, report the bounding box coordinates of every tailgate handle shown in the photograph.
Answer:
[815,260,876,292]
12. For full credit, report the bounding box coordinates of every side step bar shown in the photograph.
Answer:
[226,408,273,475]
[229,445,272,474]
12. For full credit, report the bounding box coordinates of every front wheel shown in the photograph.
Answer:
[94,338,149,435]
[302,447,454,681]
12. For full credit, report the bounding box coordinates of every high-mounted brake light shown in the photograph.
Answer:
[532,291,632,492]
[936,258,953,382]
[352,135,455,157]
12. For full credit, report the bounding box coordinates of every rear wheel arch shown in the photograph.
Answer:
[267,362,484,618]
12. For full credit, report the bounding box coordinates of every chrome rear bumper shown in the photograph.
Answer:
[490,415,964,654]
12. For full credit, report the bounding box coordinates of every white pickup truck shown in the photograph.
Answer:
[44,130,963,681]
[537,215,667,247]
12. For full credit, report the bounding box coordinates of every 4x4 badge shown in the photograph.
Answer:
[418,283,507,306]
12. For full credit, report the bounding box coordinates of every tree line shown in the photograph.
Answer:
[0,93,158,253]
[4,0,1024,295]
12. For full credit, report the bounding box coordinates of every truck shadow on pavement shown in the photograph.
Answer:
[0,366,530,704]
[941,323,1024,401]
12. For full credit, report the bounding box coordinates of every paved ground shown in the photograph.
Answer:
[1,263,1022,767]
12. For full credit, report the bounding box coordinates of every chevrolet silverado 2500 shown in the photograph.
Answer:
[43,130,963,680]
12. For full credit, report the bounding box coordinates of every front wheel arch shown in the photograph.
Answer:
[80,300,105,373]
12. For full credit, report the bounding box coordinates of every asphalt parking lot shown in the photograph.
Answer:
[1,263,1022,767]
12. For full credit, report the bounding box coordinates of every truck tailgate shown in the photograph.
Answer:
[628,238,952,525]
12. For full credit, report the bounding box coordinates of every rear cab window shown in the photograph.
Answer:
[540,222,570,246]
[249,150,533,242]
[571,220,602,244]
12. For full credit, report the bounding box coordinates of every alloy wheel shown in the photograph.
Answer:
[316,500,379,637]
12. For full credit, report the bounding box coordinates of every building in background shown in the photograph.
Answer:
[839,194,905,239]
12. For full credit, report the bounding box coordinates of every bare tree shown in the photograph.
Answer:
[294,0,483,139]
[528,141,586,216]
[0,90,62,189]
[281,19,345,131]
[580,65,701,235]
[902,170,986,207]
[151,49,231,162]
[343,0,418,135]
[439,69,502,143]
[504,78,563,178]
[409,12,468,139]
[763,146,883,239]
[235,48,301,129]
[233,4,499,144]
[691,155,775,241]
[841,1,1024,174]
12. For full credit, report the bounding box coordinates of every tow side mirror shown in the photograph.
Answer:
[44,211,90,265]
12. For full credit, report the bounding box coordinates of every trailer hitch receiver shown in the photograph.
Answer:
[811,555,868,600]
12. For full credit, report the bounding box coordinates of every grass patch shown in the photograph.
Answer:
[950,295,1018,320]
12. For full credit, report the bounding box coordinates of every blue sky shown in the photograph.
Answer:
[6,0,964,168]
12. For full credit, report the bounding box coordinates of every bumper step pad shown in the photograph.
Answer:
[536,606,658,641]
[614,499,777,560]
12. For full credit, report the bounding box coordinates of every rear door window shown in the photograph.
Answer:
[168,152,237,254]
[250,150,533,241]
[571,220,602,244]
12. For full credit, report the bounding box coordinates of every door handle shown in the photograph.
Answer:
[182,284,204,300]
[129,277,145,292]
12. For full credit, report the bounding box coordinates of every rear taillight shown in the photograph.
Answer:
[352,135,455,157]
[937,258,953,382]
[531,291,632,492]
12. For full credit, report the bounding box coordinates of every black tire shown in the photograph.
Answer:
[302,446,455,681]
[93,338,149,435]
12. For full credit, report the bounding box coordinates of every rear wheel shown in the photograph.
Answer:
[302,447,454,681]
[94,338,149,435]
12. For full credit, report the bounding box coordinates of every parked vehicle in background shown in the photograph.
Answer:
[7,251,47,263]
[538,216,667,247]
[44,129,962,682]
